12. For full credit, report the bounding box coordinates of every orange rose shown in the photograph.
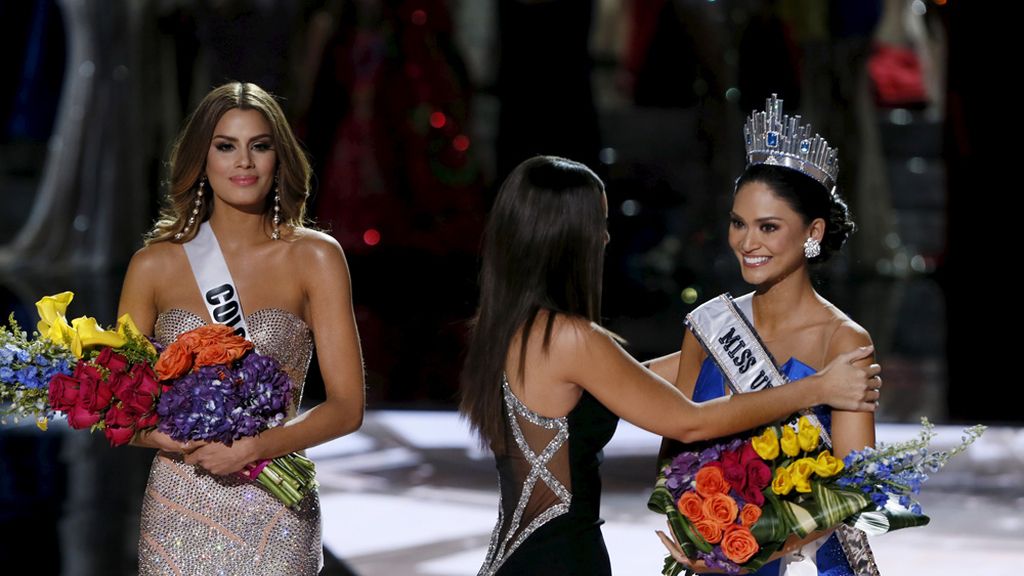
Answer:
[677,492,705,523]
[154,341,194,380]
[191,326,253,368]
[721,524,760,564]
[694,465,731,498]
[702,492,739,528]
[740,503,762,527]
[193,325,240,345]
[693,518,723,544]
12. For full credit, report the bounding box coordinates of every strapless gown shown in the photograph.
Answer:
[137,308,322,576]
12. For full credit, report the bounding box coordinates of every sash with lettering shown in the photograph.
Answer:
[182,222,249,339]
[685,292,879,576]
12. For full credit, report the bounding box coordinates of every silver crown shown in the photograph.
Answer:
[744,94,838,191]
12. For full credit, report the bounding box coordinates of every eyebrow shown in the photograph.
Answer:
[211,133,273,142]
[729,211,783,223]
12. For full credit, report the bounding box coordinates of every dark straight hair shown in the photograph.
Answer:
[460,156,607,452]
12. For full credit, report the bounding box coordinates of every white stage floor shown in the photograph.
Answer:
[308,412,1024,575]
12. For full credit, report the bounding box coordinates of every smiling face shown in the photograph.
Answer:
[729,180,823,288]
[204,108,277,214]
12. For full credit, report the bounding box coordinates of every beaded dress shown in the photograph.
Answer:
[478,377,619,575]
[137,308,321,576]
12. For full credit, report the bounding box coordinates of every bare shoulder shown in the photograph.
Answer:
[541,311,620,360]
[819,299,873,359]
[287,228,349,270]
[124,241,182,285]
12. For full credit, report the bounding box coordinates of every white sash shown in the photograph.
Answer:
[182,222,249,339]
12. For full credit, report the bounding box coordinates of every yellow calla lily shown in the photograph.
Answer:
[797,416,820,452]
[117,313,157,356]
[751,427,780,460]
[780,425,800,457]
[36,292,74,331]
[72,316,127,350]
[43,314,83,358]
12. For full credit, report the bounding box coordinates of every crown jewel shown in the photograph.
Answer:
[744,94,838,190]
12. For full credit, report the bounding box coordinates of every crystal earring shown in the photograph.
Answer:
[272,177,282,240]
[803,237,821,259]
[175,177,205,240]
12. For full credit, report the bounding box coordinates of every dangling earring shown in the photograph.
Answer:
[175,177,205,240]
[803,237,821,259]
[271,176,282,240]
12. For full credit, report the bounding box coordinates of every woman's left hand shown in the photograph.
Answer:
[183,437,260,475]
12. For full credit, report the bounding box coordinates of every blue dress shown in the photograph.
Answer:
[692,356,854,576]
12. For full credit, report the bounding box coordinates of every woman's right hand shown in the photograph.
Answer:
[813,346,881,412]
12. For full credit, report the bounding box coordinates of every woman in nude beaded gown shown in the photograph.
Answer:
[118,82,365,575]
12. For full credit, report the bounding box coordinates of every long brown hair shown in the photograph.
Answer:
[460,156,607,451]
[147,82,312,244]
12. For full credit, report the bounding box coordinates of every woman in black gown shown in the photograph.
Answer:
[459,156,882,575]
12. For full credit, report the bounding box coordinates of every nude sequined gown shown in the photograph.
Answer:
[138,308,322,576]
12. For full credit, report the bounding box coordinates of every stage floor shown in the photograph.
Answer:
[308,411,1024,575]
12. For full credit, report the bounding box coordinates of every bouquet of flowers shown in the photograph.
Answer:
[648,415,985,575]
[1,292,317,509]
[152,324,317,506]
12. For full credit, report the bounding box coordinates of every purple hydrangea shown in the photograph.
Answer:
[157,353,292,444]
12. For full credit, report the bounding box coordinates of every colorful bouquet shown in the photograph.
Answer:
[1,292,317,509]
[649,416,985,575]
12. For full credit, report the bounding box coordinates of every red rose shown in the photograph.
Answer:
[103,404,137,446]
[95,348,129,374]
[47,373,80,411]
[66,404,102,429]
[746,458,773,493]
[739,442,761,465]
[721,449,748,492]
[75,364,113,412]
[136,411,160,430]
[112,365,161,415]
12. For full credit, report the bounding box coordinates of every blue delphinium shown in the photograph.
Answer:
[835,418,985,514]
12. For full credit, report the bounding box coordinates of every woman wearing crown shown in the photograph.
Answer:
[657,95,881,575]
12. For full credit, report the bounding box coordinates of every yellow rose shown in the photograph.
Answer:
[72,316,126,350]
[797,416,820,452]
[117,313,157,356]
[752,427,780,461]
[771,466,794,495]
[812,450,844,478]
[787,458,816,493]
[780,425,800,457]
